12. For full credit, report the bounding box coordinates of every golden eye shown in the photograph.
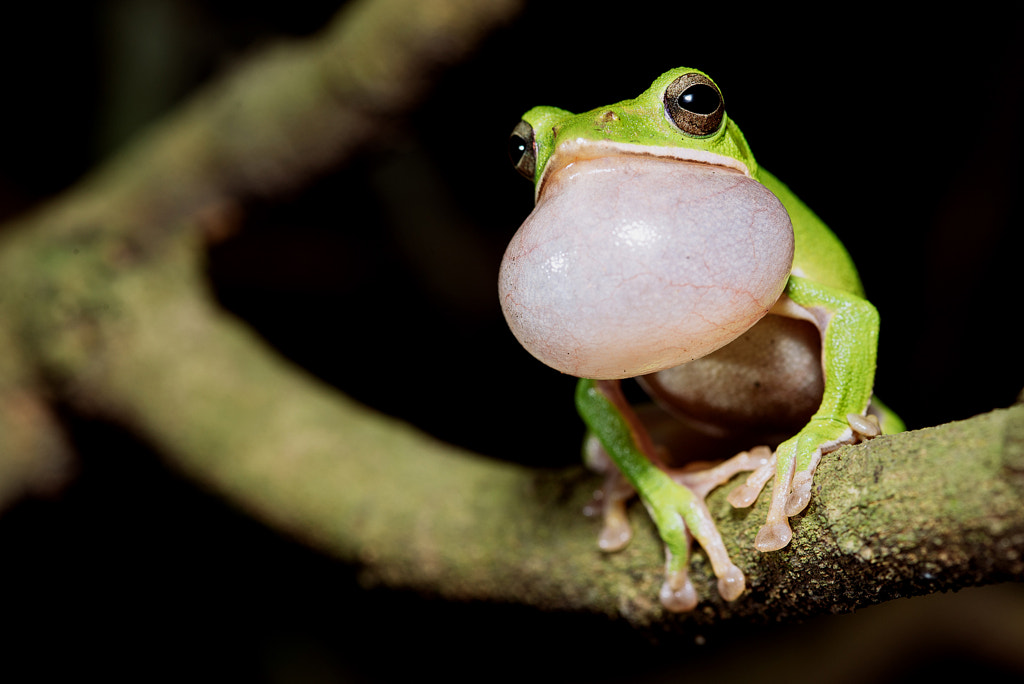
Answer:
[664,73,725,136]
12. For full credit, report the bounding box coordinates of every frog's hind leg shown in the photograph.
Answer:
[577,380,759,610]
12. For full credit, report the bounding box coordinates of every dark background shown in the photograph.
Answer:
[2,2,1022,681]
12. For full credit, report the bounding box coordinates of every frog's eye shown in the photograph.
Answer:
[664,73,725,137]
[508,120,537,181]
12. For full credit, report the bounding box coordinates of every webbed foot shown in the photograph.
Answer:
[585,438,770,611]
[645,486,747,611]
[729,413,890,552]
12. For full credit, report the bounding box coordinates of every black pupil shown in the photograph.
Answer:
[677,84,719,115]
[508,134,528,163]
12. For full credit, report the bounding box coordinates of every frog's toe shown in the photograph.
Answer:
[596,499,632,551]
[847,412,881,441]
[583,444,637,552]
[660,567,698,612]
[674,444,772,499]
[727,482,763,508]
[717,564,746,601]
[754,520,792,551]
[726,450,776,508]
[784,471,814,516]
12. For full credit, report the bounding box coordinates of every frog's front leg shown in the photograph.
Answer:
[729,276,882,551]
[576,378,745,611]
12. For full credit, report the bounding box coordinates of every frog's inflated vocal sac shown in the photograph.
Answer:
[500,67,903,611]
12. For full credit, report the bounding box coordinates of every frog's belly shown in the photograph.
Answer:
[638,314,823,442]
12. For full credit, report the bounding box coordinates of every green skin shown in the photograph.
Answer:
[516,67,904,604]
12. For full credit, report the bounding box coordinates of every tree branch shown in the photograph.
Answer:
[0,0,522,506]
[1,0,1020,633]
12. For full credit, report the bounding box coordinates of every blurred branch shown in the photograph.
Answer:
[0,0,1021,635]
[0,0,522,504]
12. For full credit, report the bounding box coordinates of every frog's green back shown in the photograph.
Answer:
[756,169,864,298]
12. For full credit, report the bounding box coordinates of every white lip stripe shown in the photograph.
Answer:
[537,137,751,198]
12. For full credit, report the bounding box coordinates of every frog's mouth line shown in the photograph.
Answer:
[537,138,752,201]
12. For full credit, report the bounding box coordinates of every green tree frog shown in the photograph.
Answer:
[500,67,903,611]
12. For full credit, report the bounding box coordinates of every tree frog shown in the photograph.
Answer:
[500,67,903,612]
